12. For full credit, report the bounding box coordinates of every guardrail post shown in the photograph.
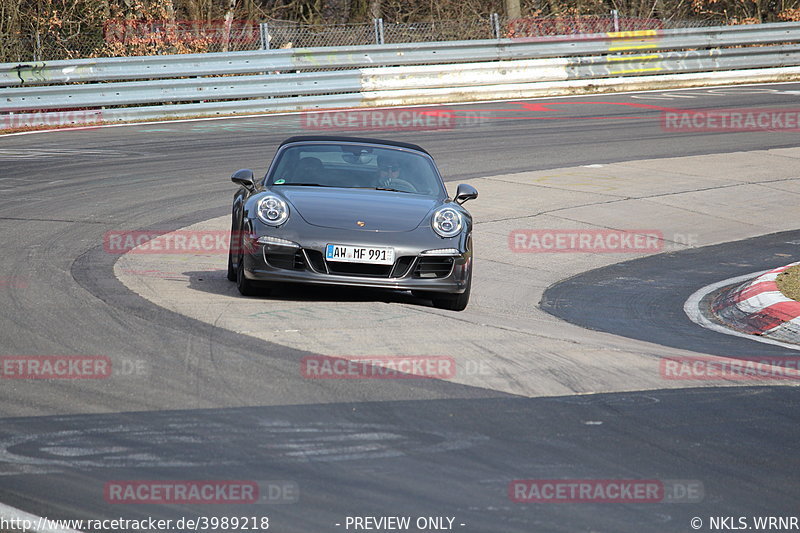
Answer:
[374,18,385,45]
[611,10,620,32]
[34,32,41,61]
[259,22,270,50]
[490,13,501,40]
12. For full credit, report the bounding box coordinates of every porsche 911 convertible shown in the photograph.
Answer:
[227,135,478,311]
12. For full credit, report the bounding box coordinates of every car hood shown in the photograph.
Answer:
[277,187,440,232]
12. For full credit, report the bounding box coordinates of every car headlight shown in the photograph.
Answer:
[256,195,289,226]
[431,207,463,238]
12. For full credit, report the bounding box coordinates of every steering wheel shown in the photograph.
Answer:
[386,178,418,192]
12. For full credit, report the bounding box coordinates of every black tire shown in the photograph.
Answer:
[431,266,472,311]
[236,254,260,296]
[227,223,238,282]
[227,247,237,282]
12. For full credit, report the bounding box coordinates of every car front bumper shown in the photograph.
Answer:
[240,228,471,294]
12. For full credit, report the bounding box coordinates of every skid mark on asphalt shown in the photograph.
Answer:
[0,417,487,474]
[0,148,133,159]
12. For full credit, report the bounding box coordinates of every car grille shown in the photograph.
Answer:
[264,249,305,270]
[391,256,415,278]
[303,249,327,273]
[322,254,415,278]
[325,261,393,277]
[266,247,429,280]
[414,257,455,279]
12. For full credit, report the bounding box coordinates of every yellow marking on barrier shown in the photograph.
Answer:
[607,30,660,52]
[607,30,658,38]
[608,43,659,51]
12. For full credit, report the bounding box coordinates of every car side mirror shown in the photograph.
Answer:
[454,183,478,205]
[231,169,255,190]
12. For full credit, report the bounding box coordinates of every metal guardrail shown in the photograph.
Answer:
[1,71,362,111]
[3,22,800,87]
[1,21,800,127]
[6,45,800,113]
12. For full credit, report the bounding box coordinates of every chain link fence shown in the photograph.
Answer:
[103,19,265,52]
[256,14,709,50]
[5,22,107,62]
[4,13,713,63]
[506,14,710,37]
[263,20,375,49]
[383,18,498,44]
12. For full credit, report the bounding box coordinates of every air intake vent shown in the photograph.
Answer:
[265,250,305,270]
[414,257,454,278]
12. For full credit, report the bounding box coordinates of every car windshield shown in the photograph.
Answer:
[267,143,445,196]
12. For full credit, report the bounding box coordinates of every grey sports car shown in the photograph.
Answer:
[226,136,478,311]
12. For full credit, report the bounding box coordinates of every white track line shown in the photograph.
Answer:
[684,270,800,351]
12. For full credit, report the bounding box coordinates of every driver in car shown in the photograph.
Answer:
[377,155,414,191]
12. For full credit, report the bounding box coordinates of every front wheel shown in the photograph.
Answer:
[236,254,261,296]
[227,223,238,282]
[431,267,472,311]
[227,247,237,282]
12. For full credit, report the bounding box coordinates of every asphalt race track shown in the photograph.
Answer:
[542,229,800,357]
[1,83,800,532]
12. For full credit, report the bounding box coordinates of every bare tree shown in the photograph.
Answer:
[505,0,521,18]
[321,0,352,22]
[222,0,236,51]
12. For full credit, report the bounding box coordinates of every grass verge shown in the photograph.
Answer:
[776,264,800,302]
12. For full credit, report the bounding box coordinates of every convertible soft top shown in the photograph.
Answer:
[279,135,432,156]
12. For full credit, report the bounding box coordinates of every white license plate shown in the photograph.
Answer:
[325,244,395,265]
